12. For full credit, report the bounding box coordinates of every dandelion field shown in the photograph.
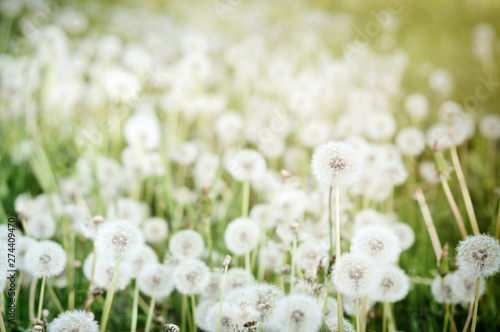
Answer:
[1,0,500,331]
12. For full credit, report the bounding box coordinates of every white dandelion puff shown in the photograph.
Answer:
[173,259,210,295]
[169,229,204,259]
[372,265,410,303]
[224,217,260,256]
[227,149,267,181]
[138,263,174,298]
[94,220,144,261]
[456,234,500,278]
[25,241,67,278]
[27,214,56,239]
[311,141,361,187]
[269,294,322,332]
[332,252,380,298]
[47,310,99,332]
[143,217,169,243]
[350,225,401,265]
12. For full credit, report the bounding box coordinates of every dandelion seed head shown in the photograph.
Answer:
[311,141,361,187]
[227,149,267,181]
[27,214,56,239]
[173,259,210,295]
[404,93,429,120]
[25,241,67,278]
[396,127,425,156]
[224,217,260,256]
[332,252,380,297]
[130,245,158,278]
[123,112,161,150]
[138,263,174,298]
[390,222,415,250]
[372,265,410,303]
[456,234,500,278]
[143,217,168,243]
[479,114,500,140]
[269,294,322,332]
[431,273,461,304]
[92,256,132,291]
[47,310,99,332]
[350,225,401,265]
[325,316,355,332]
[225,267,256,294]
[296,241,328,271]
[94,220,144,261]
[169,229,204,259]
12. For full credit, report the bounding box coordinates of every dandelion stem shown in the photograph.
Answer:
[471,277,481,332]
[37,276,46,320]
[68,225,76,310]
[13,271,23,310]
[242,180,250,218]
[335,184,343,332]
[85,248,98,312]
[191,295,197,332]
[414,188,443,264]
[290,238,297,293]
[216,261,230,332]
[245,252,250,273]
[182,295,187,332]
[356,296,360,332]
[46,279,64,313]
[328,185,334,258]
[495,199,500,239]
[100,259,120,332]
[382,301,387,332]
[462,299,474,332]
[204,217,214,269]
[450,145,479,235]
[361,295,368,332]
[322,278,332,317]
[144,296,156,332]
[131,280,140,332]
[0,308,6,332]
[439,174,467,239]
[29,277,37,321]
[251,187,280,272]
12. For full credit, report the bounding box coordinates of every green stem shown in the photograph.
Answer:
[383,302,387,332]
[440,175,467,239]
[131,280,140,332]
[335,184,343,332]
[450,145,479,235]
[46,279,64,313]
[204,217,214,269]
[191,295,197,332]
[182,295,187,332]
[328,186,334,258]
[29,277,37,321]
[37,277,46,320]
[356,296,360,332]
[216,263,229,332]
[144,296,156,332]
[290,239,297,293]
[322,279,332,317]
[495,199,500,239]
[242,180,250,218]
[361,295,368,332]
[100,259,121,332]
[251,187,280,271]
[471,278,480,332]
[68,227,75,310]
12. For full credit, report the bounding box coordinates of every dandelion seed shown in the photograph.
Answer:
[325,316,355,332]
[227,149,267,181]
[350,225,401,265]
[27,214,56,239]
